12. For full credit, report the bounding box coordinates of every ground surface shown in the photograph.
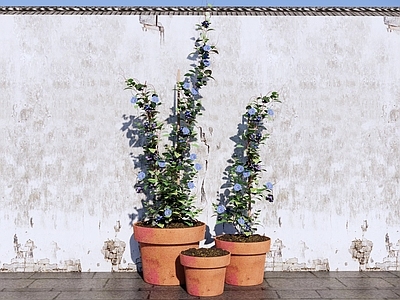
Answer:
[0,271,399,299]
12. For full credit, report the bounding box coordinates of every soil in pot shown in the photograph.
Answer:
[180,248,231,297]
[181,247,229,257]
[216,234,270,243]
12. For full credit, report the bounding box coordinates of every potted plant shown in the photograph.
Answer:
[124,17,218,286]
[180,248,230,297]
[214,92,280,286]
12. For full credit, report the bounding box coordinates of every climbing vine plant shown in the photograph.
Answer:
[125,17,218,228]
[215,92,280,235]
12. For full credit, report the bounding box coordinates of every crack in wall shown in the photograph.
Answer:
[199,126,211,155]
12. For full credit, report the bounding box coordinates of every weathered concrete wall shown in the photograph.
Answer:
[1,14,399,272]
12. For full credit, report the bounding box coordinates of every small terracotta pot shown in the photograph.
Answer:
[215,236,271,286]
[180,250,231,297]
[133,222,206,286]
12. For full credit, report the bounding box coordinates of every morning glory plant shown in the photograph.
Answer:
[215,92,280,235]
[124,17,218,228]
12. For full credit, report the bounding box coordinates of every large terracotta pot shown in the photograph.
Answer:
[133,222,205,285]
[180,250,231,297]
[215,236,271,286]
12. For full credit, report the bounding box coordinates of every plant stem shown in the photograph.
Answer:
[245,118,252,218]
[176,70,181,186]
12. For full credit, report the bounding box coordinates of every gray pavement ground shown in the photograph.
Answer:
[0,271,399,300]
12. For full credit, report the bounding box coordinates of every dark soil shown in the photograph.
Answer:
[217,234,270,243]
[181,248,230,257]
[135,221,204,229]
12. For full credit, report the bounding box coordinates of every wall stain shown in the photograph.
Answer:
[349,238,373,271]
[139,15,164,43]
[371,233,400,271]
[101,239,127,272]
[101,221,134,272]
[1,235,81,272]
[349,220,373,271]
[389,109,400,122]
[266,239,329,271]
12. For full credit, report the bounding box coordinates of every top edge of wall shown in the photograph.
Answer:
[0,6,400,16]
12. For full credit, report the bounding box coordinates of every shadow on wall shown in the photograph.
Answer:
[214,119,246,236]
[121,113,147,272]
[129,234,142,272]
[128,211,145,272]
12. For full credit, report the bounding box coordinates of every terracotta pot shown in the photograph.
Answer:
[180,250,231,297]
[215,236,271,286]
[133,222,206,285]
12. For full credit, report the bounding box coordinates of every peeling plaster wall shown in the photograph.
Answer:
[1,14,400,272]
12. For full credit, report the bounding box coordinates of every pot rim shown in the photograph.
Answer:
[179,252,231,269]
[215,234,271,255]
[133,222,206,245]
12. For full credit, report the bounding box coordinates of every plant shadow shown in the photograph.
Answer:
[214,116,246,236]
[128,209,144,273]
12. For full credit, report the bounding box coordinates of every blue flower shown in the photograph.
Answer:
[248,107,256,116]
[185,111,192,119]
[181,127,190,135]
[203,60,210,67]
[243,171,251,178]
[267,109,274,116]
[164,208,172,218]
[130,96,138,104]
[238,217,245,225]
[190,153,197,160]
[233,183,242,192]
[195,163,202,171]
[151,95,159,103]
[183,82,190,90]
[191,87,199,95]
[158,161,166,168]
[138,172,145,181]
[188,181,195,189]
[201,20,210,28]
[217,205,226,214]
[203,45,211,52]
[235,165,244,173]
[265,182,273,190]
